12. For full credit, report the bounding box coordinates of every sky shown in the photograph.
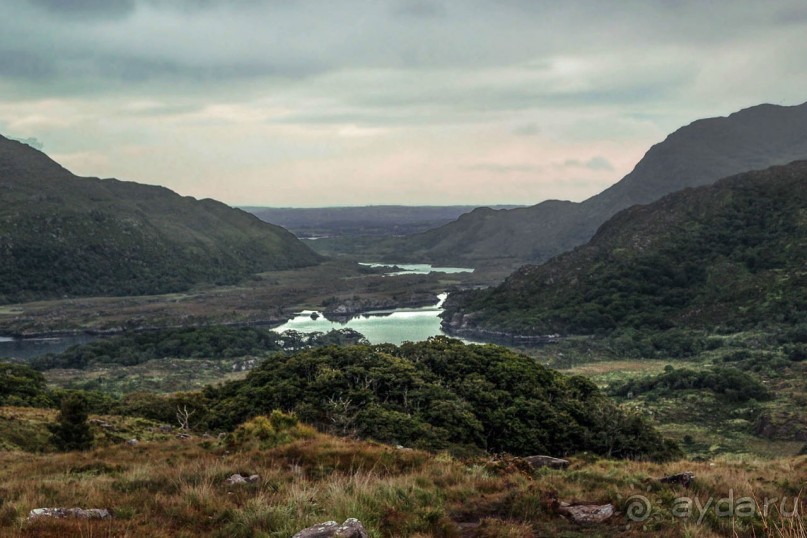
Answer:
[1,1,806,207]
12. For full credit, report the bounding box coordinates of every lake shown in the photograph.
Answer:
[359,263,474,276]
[272,293,454,346]
[1,263,470,359]
[0,334,97,361]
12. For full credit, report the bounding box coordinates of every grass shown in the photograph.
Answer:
[0,407,175,452]
[43,358,251,394]
[530,330,807,461]
[0,417,804,537]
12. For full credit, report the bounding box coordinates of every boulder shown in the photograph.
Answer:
[293,518,369,538]
[28,508,111,520]
[557,503,614,524]
[224,473,260,485]
[660,472,695,488]
[126,438,139,446]
[523,455,570,470]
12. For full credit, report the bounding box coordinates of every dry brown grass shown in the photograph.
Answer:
[0,433,804,537]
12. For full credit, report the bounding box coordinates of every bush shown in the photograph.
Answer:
[49,393,94,451]
[226,411,316,451]
[610,366,772,403]
[203,338,679,461]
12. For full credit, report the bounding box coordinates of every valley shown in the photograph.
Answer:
[0,260,483,339]
[1,101,806,538]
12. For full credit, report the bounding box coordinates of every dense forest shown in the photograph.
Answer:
[0,135,321,304]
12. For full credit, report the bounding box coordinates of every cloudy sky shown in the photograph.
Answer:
[1,0,806,206]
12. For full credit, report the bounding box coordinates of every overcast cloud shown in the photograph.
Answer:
[1,0,806,205]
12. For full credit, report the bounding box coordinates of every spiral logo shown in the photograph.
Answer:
[625,495,652,522]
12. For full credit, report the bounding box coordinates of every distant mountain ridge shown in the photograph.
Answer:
[441,161,807,338]
[401,101,807,266]
[0,135,321,304]
[244,205,523,238]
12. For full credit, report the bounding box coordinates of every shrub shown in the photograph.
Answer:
[48,393,94,451]
[226,411,316,451]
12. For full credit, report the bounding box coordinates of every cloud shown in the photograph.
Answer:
[512,123,540,136]
[7,136,44,150]
[1,1,806,205]
[0,49,55,80]
[563,157,615,172]
[464,163,541,174]
[30,0,136,19]
[393,0,446,19]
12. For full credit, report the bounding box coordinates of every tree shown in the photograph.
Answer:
[49,393,94,451]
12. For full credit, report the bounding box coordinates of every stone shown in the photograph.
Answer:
[523,455,570,470]
[28,508,111,520]
[224,474,247,485]
[126,438,139,446]
[557,503,614,524]
[224,473,260,485]
[660,472,695,488]
[293,518,369,538]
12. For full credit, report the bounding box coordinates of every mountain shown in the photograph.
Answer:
[402,101,807,267]
[441,161,807,338]
[244,205,524,238]
[0,135,321,304]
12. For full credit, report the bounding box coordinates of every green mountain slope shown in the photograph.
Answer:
[402,101,807,267]
[0,135,321,304]
[441,161,807,337]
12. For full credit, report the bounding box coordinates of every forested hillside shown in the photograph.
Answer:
[0,136,321,304]
[442,161,807,337]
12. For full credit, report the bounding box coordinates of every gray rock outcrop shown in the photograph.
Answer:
[28,508,111,520]
[292,518,369,538]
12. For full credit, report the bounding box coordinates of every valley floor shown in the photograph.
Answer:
[0,261,488,338]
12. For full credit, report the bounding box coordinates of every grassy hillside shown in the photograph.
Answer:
[442,161,807,338]
[0,410,803,537]
[0,135,321,304]
[388,101,807,267]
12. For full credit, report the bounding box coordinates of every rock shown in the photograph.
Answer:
[523,455,570,470]
[557,503,614,524]
[176,433,191,440]
[126,438,139,446]
[224,473,260,485]
[28,508,111,520]
[225,474,246,485]
[293,518,369,538]
[660,472,695,488]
